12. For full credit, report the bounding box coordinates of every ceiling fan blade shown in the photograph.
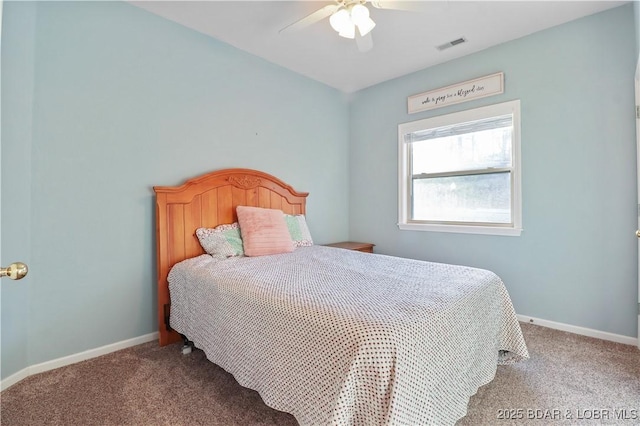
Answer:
[369,0,437,12]
[355,31,373,53]
[279,4,339,34]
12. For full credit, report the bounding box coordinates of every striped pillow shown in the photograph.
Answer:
[236,206,294,257]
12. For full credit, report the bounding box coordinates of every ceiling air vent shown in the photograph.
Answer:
[436,37,467,51]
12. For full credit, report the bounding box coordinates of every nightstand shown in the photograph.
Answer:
[324,241,375,253]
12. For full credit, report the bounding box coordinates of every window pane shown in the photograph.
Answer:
[411,127,512,175]
[412,173,511,223]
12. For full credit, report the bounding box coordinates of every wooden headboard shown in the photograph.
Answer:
[153,168,309,345]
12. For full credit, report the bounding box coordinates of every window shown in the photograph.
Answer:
[398,100,521,236]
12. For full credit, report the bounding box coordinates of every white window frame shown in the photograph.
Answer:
[398,100,522,236]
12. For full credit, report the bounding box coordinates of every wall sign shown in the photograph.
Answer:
[408,72,504,114]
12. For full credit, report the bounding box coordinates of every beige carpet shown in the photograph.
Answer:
[1,323,638,425]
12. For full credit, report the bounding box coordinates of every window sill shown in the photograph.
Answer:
[398,222,522,236]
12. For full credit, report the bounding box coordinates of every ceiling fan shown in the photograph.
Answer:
[279,1,432,53]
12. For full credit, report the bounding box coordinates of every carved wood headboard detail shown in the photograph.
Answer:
[153,168,309,345]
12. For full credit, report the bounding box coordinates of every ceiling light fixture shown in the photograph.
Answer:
[329,2,376,40]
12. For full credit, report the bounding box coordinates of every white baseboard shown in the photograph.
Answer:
[0,368,30,392]
[1,332,158,392]
[517,314,638,346]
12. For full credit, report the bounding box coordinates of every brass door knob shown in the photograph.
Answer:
[636,230,640,238]
[0,262,28,280]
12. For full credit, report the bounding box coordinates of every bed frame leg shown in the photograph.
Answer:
[180,334,194,355]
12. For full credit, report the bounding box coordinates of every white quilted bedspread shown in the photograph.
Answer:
[168,245,529,426]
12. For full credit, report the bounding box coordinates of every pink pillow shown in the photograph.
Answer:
[236,206,294,256]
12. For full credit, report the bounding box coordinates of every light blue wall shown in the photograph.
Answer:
[350,4,638,339]
[1,1,638,381]
[1,1,35,380]
[1,1,349,379]
[635,1,639,55]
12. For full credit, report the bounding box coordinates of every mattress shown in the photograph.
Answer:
[168,245,529,425]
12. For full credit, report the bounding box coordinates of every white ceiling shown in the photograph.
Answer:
[131,1,628,93]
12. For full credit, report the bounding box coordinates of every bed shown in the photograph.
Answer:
[154,168,529,426]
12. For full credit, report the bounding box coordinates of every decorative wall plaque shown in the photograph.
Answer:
[408,72,504,114]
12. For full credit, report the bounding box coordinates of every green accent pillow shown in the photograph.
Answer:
[285,214,313,247]
[196,223,244,258]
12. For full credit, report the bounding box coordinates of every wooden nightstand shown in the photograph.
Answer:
[324,241,375,253]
